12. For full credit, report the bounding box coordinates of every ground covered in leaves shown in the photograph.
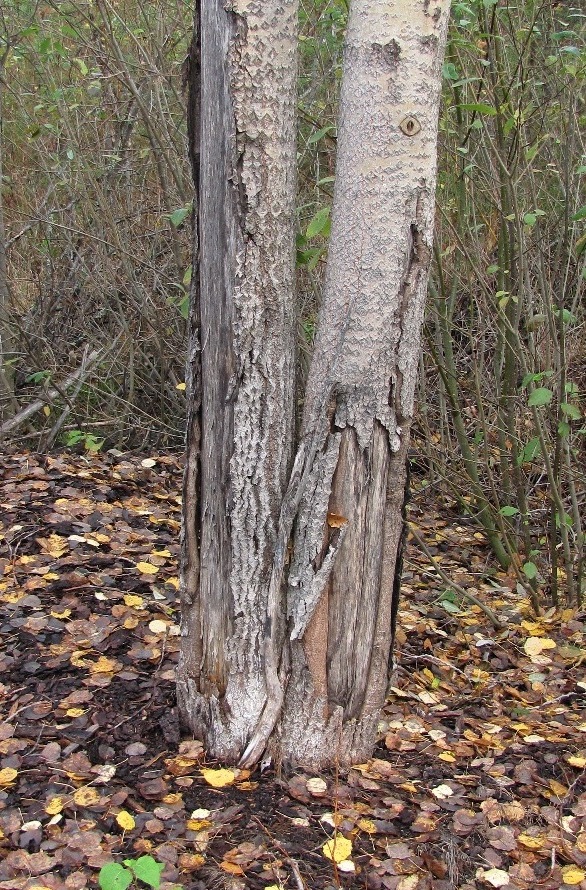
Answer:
[1,450,586,890]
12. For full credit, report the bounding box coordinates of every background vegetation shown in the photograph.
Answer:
[1,0,585,606]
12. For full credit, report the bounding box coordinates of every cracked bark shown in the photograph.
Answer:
[274,0,452,768]
[178,0,451,769]
[177,0,298,760]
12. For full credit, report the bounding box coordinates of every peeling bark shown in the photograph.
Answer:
[178,0,298,760]
[179,0,451,770]
[275,0,452,768]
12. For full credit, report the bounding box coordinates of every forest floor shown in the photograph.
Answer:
[0,449,585,890]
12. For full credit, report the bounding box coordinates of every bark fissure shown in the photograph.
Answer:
[179,0,298,760]
[180,0,451,770]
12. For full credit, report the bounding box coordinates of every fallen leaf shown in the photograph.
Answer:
[0,767,18,786]
[306,777,328,796]
[73,786,101,806]
[45,797,64,815]
[149,619,168,634]
[201,768,235,788]
[338,860,356,874]
[431,783,453,799]
[116,810,136,831]
[136,561,159,575]
[479,868,510,887]
[561,865,586,885]
[523,636,556,657]
[517,833,545,850]
[322,835,352,863]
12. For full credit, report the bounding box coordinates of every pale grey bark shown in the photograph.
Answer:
[177,0,298,760]
[242,0,452,769]
[179,0,451,769]
[0,75,16,420]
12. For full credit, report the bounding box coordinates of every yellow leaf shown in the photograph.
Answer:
[51,609,71,619]
[567,754,586,768]
[43,405,51,417]
[90,656,118,674]
[524,637,556,657]
[116,810,136,831]
[322,835,352,863]
[201,768,235,788]
[576,832,586,853]
[561,865,586,885]
[438,752,456,763]
[45,797,64,815]
[187,819,213,831]
[517,833,545,850]
[549,779,568,797]
[357,818,377,834]
[124,594,144,608]
[66,708,86,717]
[166,577,180,589]
[73,787,101,806]
[136,562,159,575]
[176,382,186,391]
[0,767,18,786]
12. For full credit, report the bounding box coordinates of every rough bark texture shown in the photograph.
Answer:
[257,0,451,769]
[177,0,298,760]
[0,78,16,421]
[179,0,450,770]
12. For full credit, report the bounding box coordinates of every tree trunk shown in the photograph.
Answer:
[242,0,452,770]
[179,0,451,770]
[177,0,298,761]
[0,76,16,422]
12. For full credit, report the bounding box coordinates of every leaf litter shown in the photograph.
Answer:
[0,450,586,889]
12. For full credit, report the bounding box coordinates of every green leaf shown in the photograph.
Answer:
[99,863,133,890]
[499,506,519,517]
[459,102,498,115]
[178,294,189,319]
[167,205,191,227]
[443,61,459,80]
[440,599,462,614]
[558,421,570,438]
[561,402,581,420]
[523,212,537,227]
[307,126,335,145]
[571,205,586,222]
[517,437,541,466]
[523,561,538,580]
[306,207,330,239]
[125,856,165,890]
[528,387,553,407]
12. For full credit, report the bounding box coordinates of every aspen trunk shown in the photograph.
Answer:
[241,0,452,769]
[179,0,451,770]
[177,0,298,760]
[0,78,16,422]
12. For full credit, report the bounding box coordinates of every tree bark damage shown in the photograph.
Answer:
[179,0,451,770]
[178,0,298,761]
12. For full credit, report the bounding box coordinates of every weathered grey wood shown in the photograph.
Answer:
[178,0,298,760]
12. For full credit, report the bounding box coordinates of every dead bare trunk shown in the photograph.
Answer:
[177,0,298,760]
